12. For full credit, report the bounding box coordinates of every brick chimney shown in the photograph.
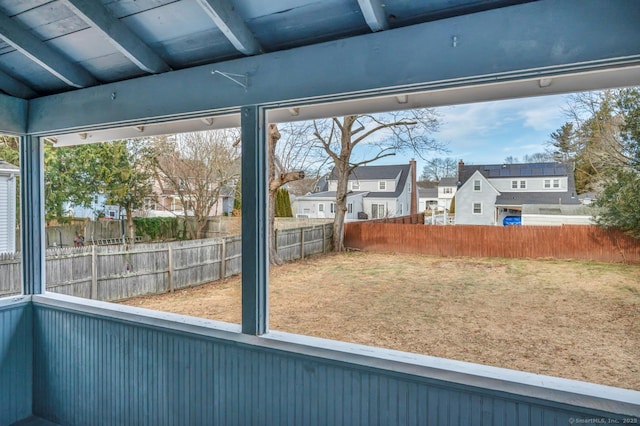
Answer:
[410,159,417,215]
[457,159,464,180]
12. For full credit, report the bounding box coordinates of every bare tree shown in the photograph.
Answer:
[312,110,442,251]
[268,124,306,265]
[266,122,326,264]
[151,130,241,239]
[420,157,457,181]
[503,152,554,164]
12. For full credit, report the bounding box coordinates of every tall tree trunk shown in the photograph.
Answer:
[268,189,283,265]
[267,124,305,264]
[332,161,350,252]
[125,205,135,246]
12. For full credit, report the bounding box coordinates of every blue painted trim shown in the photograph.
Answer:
[30,294,640,423]
[19,136,45,295]
[240,106,268,335]
[26,0,640,135]
[0,299,33,425]
[0,93,28,134]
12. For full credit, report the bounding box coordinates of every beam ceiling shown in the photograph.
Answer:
[26,0,640,137]
[195,0,262,55]
[0,11,96,88]
[357,0,389,32]
[61,0,171,74]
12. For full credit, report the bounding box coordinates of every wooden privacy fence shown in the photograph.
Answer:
[344,223,640,263]
[1,223,332,299]
[369,213,424,224]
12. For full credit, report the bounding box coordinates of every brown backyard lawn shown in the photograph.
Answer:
[121,252,640,390]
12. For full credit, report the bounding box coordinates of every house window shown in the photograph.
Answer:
[351,182,359,190]
[553,179,560,188]
[347,203,353,214]
[330,203,336,213]
[520,180,526,189]
[544,179,551,189]
[379,181,386,190]
[443,187,453,194]
[511,180,518,189]
[399,203,403,215]
[371,204,385,219]
[318,203,324,212]
[473,202,482,214]
[473,180,481,191]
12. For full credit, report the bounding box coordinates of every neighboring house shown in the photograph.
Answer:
[455,161,581,226]
[65,194,122,221]
[138,156,236,218]
[0,160,19,252]
[418,183,438,211]
[139,184,235,218]
[418,178,457,212]
[295,161,418,220]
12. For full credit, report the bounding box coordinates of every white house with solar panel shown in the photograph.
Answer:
[454,161,589,226]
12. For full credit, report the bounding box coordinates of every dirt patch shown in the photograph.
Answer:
[121,252,640,390]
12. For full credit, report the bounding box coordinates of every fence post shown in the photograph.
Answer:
[322,225,325,253]
[167,245,174,293]
[274,229,279,253]
[220,238,227,280]
[300,227,305,259]
[91,245,98,299]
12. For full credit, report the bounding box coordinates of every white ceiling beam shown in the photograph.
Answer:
[195,0,262,55]
[0,12,96,88]
[357,0,389,32]
[62,0,171,74]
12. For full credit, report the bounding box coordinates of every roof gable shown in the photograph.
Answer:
[460,170,500,195]
[329,164,409,181]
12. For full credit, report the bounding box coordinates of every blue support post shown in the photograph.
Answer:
[20,135,45,295]
[241,105,268,335]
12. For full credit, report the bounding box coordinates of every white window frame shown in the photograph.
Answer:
[511,180,518,189]
[318,203,324,212]
[378,181,386,190]
[372,203,386,219]
[544,179,551,189]
[330,203,336,213]
[553,179,560,188]
[443,187,453,194]
[351,181,359,190]
[347,203,353,214]
[399,203,403,215]
[472,202,482,214]
[520,180,526,189]
[473,180,481,191]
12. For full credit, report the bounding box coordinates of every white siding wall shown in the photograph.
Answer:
[455,173,499,225]
[295,194,365,220]
[522,214,594,226]
[328,177,398,193]
[0,175,17,252]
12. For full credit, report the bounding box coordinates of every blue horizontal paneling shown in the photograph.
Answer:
[0,299,32,426]
[30,300,639,426]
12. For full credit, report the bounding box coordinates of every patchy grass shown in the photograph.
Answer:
[121,252,640,390]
